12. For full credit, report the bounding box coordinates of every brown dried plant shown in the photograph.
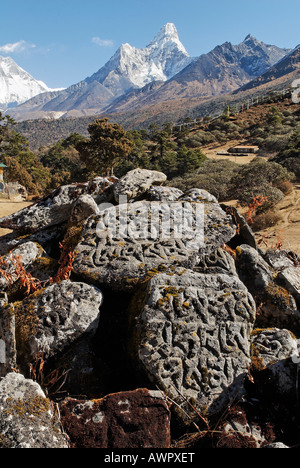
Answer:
[0,244,77,297]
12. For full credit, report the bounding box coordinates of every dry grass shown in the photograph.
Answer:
[225,184,300,253]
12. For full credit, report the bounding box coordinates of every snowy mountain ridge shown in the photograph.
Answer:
[86,23,192,96]
[5,23,293,121]
[0,56,61,111]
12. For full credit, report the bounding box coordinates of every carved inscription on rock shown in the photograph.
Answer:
[73,201,236,290]
[133,269,256,419]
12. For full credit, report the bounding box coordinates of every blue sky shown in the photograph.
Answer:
[1,0,299,89]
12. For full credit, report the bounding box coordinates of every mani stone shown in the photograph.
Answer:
[0,183,88,233]
[0,178,115,235]
[59,389,171,449]
[73,199,236,291]
[251,328,299,396]
[0,373,68,448]
[147,186,184,202]
[14,280,103,365]
[113,168,167,203]
[179,188,218,204]
[130,268,256,421]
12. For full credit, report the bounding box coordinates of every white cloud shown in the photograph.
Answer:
[92,37,114,47]
[0,40,36,54]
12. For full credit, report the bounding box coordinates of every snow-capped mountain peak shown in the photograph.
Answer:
[87,23,192,97]
[147,23,183,49]
[0,56,57,111]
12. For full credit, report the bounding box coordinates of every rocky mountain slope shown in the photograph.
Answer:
[235,45,300,94]
[104,35,291,115]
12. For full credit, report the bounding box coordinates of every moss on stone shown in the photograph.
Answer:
[4,395,51,418]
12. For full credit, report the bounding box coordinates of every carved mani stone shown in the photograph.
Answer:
[73,200,236,291]
[15,280,103,365]
[131,268,256,422]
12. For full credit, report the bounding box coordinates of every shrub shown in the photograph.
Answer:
[238,184,285,212]
[169,159,239,201]
[251,210,282,232]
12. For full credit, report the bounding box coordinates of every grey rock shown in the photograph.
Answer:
[263,442,290,448]
[6,182,28,201]
[0,373,68,448]
[0,178,115,235]
[0,183,88,234]
[73,199,236,291]
[113,168,167,203]
[87,176,117,204]
[194,247,237,276]
[68,194,99,226]
[180,188,218,204]
[0,300,16,377]
[264,249,296,272]
[0,241,44,290]
[15,280,103,365]
[278,267,300,305]
[251,328,298,395]
[0,223,66,258]
[236,244,274,293]
[131,268,256,421]
[147,186,183,202]
[221,204,257,250]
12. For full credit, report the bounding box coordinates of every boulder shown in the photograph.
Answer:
[0,373,68,448]
[68,194,99,227]
[180,188,218,204]
[0,296,16,377]
[278,267,300,305]
[87,176,117,204]
[235,244,274,293]
[147,186,183,202]
[194,247,237,276]
[113,168,167,203]
[0,242,44,290]
[130,268,256,421]
[220,204,257,250]
[73,199,236,291]
[251,328,298,396]
[59,389,171,448]
[0,178,115,234]
[0,184,88,233]
[262,286,300,335]
[6,182,28,202]
[264,249,296,272]
[0,224,67,258]
[14,280,103,367]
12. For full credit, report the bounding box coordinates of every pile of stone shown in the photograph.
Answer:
[0,168,299,448]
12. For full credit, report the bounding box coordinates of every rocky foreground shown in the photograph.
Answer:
[0,168,299,448]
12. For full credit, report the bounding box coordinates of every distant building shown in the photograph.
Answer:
[228,145,259,154]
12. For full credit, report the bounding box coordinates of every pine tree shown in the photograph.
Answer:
[76,118,133,176]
